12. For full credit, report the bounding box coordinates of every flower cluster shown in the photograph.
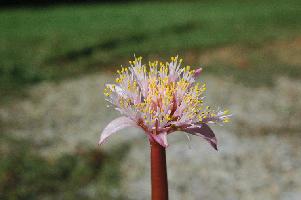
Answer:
[99,56,231,150]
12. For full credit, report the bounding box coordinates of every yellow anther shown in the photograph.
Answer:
[224,118,230,123]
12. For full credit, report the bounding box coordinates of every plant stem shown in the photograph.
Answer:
[150,140,169,200]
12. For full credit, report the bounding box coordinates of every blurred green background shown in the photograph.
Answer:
[1,0,301,199]
[1,0,301,94]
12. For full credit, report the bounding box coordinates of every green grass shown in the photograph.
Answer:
[205,46,301,87]
[0,0,301,93]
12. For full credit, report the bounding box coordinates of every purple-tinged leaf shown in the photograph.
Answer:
[99,116,138,145]
[182,124,218,150]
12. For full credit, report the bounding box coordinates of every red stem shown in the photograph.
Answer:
[150,140,169,200]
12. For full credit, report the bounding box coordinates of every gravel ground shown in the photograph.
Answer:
[1,73,301,199]
[120,129,301,200]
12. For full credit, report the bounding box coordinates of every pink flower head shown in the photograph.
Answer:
[99,56,231,150]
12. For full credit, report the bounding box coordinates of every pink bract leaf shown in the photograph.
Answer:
[99,116,138,145]
[152,132,168,148]
[182,124,218,150]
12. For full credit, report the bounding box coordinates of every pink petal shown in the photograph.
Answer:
[182,124,218,150]
[99,116,138,145]
[152,132,168,148]
[194,68,203,78]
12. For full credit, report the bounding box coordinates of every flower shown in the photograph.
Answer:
[99,56,231,150]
